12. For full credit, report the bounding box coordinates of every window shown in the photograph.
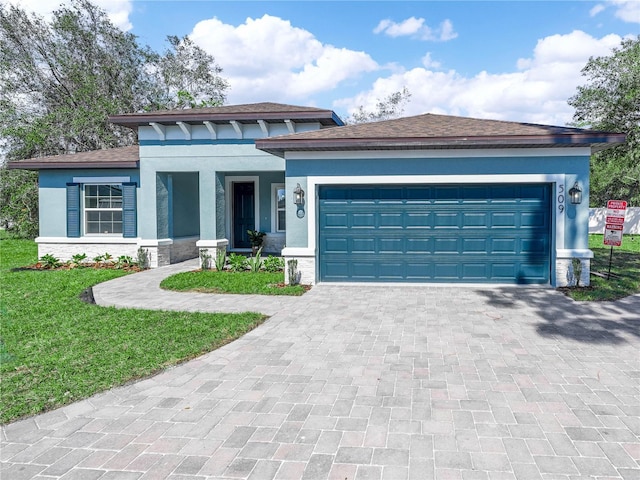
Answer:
[272,184,286,232]
[84,184,123,234]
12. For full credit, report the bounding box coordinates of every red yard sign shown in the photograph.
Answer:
[604,200,627,247]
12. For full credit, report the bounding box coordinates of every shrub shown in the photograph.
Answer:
[214,247,227,271]
[39,253,61,269]
[264,255,284,273]
[136,247,150,269]
[228,253,248,272]
[200,248,212,270]
[247,248,263,273]
[115,255,134,269]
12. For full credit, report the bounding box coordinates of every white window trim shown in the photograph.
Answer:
[271,183,285,233]
[83,183,124,237]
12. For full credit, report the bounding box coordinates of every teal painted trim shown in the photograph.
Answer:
[140,139,255,146]
[286,156,588,177]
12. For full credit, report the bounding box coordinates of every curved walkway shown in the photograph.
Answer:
[2,263,639,480]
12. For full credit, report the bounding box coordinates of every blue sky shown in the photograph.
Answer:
[13,0,640,125]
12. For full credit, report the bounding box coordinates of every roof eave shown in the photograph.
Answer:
[256,133,627,157]
[7,161,140,170]
[110,110,340,127]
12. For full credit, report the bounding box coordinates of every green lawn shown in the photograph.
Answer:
[563,234,640,301]
[161,270,307,296]
[0,236,265,424]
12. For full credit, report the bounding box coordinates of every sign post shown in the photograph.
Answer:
[603,200,627,279]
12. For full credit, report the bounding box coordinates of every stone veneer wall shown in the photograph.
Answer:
[555,258,591,287]
[37,242,139,263]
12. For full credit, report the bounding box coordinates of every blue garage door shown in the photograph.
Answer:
[318,184,551,284]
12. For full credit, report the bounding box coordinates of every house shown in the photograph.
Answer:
[10,102,625,287]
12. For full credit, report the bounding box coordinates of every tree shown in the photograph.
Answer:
[347,87,412,124]
[0,0,229,237]
[568,36,640,207]
[146,35,229,110]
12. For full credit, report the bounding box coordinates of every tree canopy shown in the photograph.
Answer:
[347,87,412,124]
[568,36,640,207]
[0,0,229,237]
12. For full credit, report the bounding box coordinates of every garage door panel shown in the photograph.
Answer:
[319,184,550,284]
[351,238,375,253]
[434,212,460,227]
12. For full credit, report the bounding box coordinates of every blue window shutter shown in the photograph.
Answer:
[122,182,137,238]
[66,183,80,238]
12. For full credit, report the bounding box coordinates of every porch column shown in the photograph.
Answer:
[196,169,228,266]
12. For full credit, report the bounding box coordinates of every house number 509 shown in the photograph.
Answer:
[558,184,565,213]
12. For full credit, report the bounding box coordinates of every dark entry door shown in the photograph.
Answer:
[233,182,255,248]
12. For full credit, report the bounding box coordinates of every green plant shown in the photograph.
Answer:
[93,252,113,264]
[115,255,134,269]
[264,255,285,273]
[287,259,299,286]
[136,247,150,270]
[200,248,212,270]
[228,253,248,272]
[39,253,61,269]
[247,229,266,248]
[214,247,227,271]
[247,248,263,273]
[71,253,87,264]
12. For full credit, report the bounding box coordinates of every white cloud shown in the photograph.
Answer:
[608,0,640,23]
[374,16,458,42]
[421,52,441,69]
[336,31,625,126]
[588,1,640,23]
[6,0,133,31]
[190,14,378,103]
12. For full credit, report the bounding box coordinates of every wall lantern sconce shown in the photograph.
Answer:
[293,183,305,205]
[569,182,582,205]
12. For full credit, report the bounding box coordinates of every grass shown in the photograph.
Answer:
[562,234,640,301]
[160,270,307,296]
[0,236,265,424]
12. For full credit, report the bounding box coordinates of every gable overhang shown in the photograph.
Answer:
[110,110,344,129]
[256,133,627,157]
[7,160,139,170]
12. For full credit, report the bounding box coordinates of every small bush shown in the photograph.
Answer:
[136,247,150,269]
[200,248,212,270]
[228,253,248,272]
[115,255,134,269]
[39,253,61,269]
[214,247,227,271]
[264,255,284,273]
[247,248,263,273]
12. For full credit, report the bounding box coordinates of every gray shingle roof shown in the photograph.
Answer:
[256,113,626,156]
[110,102,343,127]
[7,145,139,170]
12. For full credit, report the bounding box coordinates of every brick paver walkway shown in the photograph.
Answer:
[2,261,639,479]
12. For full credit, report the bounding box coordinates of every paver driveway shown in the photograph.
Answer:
[2,261,639,480]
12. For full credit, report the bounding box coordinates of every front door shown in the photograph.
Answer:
[233,182,255,248]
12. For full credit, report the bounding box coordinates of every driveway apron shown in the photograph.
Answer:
[2,261,639,480]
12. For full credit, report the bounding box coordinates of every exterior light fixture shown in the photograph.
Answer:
[293,183,305,205]
[569,182,582,205]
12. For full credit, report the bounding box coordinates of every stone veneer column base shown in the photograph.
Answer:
[281,248,316,285]
[196,239,229,269]
[555,249,593,287]
[138,239,172,268]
